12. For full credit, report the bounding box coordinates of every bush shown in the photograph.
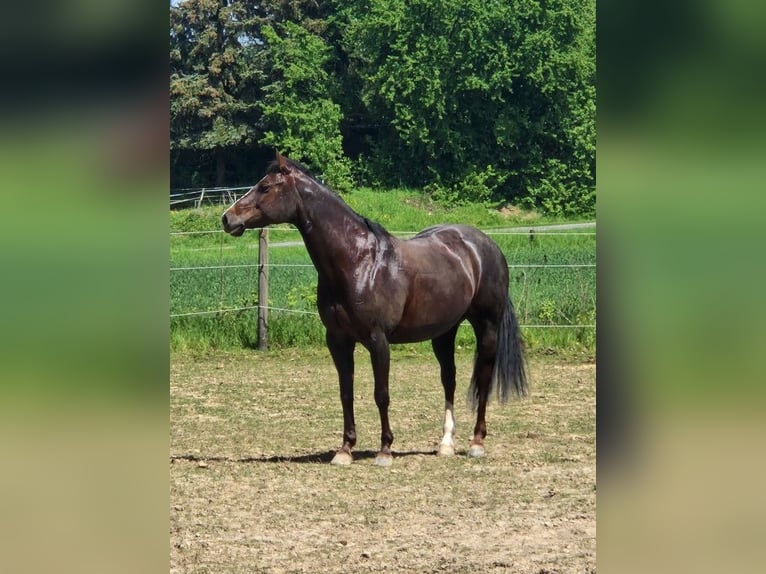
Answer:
[426,165,509,208]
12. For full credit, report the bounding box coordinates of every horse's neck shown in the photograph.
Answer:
[295,185,379,283]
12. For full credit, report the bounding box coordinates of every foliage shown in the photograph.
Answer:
[425,165,509,208]
[169,0,595,215]
[334,0,595,214]
[259,22,353,191]
[170,0,263,184]
[169,208,222,233]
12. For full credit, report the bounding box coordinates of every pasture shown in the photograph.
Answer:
[170,199,595,356]
[170,349,595,573]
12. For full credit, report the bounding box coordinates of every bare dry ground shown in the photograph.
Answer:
[170,348,595,573]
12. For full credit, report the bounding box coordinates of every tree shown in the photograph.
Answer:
[258,22,352,191]
[333,0,595,214]
[169,0,596,215]
[170,0,263,187]
[170,1,339,188]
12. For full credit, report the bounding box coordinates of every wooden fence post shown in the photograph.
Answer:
[258,228,269,350]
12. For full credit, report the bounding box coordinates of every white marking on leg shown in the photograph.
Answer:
[438,401,456,455]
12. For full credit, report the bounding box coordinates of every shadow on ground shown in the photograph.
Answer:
[170,449,439,464]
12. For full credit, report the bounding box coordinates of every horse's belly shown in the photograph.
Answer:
[389,287,470,343]
[388,320,461,344]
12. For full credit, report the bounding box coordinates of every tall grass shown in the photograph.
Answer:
[170,191,595,358]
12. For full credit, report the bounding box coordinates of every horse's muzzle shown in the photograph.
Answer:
[221,212,245,236]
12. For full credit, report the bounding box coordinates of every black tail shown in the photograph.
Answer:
[492,297,528,402]
[468,297,528,410]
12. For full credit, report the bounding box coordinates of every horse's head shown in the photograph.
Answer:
[222,151,300,236]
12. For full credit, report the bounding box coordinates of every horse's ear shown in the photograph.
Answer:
[276,150,290,174]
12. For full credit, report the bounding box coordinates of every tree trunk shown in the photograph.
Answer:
[215,148,226,187]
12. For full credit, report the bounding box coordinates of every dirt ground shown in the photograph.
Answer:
[170,348,595,573]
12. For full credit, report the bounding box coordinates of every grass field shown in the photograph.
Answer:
[170,191,595,357]
[170,349,596,573]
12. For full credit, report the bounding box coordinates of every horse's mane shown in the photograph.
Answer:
[266,157,321,182]
[267,156,391,239]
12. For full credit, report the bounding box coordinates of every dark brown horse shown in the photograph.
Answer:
[222,152,528,466]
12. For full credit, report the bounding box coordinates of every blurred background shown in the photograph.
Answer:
[598,0,766,572]
[0,1,764,573]
[0,2,168,573]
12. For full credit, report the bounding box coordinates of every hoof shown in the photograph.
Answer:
[330,450,353,466]
[374,453,393,467]
[467,444,485,458]
[438,443,455,456]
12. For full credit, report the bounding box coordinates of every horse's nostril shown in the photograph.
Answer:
[221,213,228,227]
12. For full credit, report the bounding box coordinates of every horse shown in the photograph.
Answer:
[221,152,528,466]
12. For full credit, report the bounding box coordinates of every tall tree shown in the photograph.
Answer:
[170,0,263,187]
[170,0,336,188]
[170,0,595,214]
[258,21,352,190]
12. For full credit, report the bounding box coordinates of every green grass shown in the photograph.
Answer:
[170,190,595,357]
[170,188,587,234]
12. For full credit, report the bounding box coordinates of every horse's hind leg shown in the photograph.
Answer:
[432,325,460,456]
[468,320,498,458]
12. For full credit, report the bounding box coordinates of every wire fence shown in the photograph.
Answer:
[170,186,251,209]
[170,224,596,330]
[170,228,596,236]
[170,263,595,272]
[172,302,595,327]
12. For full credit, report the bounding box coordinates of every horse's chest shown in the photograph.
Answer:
[317,272,401,338]
[318,299,375,342]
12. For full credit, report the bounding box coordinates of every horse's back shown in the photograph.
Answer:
[410,224,509,308]
[408,224,506,275]
[412,223,494,246]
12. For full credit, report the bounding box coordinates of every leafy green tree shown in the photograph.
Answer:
[170,1,341,188]
[170,0,595,215]
[334,0,595,214]
[259,22,353,191]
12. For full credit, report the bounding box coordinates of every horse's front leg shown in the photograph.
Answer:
[326,331,356,465]
[367,329,394,467]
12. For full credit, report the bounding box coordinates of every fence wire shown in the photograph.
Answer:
[170,304,595,328]
[171,224,595,328]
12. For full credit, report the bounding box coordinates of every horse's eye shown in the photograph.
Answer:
[261,183,271,193]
